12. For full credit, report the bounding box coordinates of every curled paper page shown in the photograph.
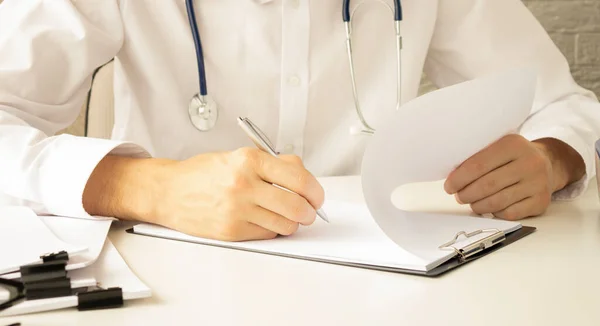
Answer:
[361,68,537,264]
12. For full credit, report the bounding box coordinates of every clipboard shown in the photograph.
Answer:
[126,223,536,277]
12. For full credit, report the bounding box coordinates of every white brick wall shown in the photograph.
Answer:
[420,1,600,97]
[524,1,599,97]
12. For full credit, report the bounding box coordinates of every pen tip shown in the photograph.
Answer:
[318,209,329,223]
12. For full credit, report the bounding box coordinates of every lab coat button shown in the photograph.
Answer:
[287,75,301,87]
[284,144,295,153]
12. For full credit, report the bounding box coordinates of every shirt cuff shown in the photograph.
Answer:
[521,127,594,201]
[39,134,151,218]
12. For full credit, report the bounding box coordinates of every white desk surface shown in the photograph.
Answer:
[3,176,600,326]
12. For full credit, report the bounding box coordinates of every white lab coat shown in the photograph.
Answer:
[0,0,599,218]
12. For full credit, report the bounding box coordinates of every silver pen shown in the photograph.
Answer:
[237,117,329,223]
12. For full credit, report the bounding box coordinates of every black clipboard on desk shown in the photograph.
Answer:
[127,225,535,277]
[125,200,536,277]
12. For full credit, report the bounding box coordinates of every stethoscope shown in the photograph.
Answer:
[185,0,403,135]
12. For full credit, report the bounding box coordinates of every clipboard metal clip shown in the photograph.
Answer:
[40,250,69,263]
[438,228,506,261]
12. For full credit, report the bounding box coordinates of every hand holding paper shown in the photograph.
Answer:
[361,67,538,263]
[444,134,555,220]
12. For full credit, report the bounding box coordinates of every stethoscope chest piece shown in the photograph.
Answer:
[188,94,218,131]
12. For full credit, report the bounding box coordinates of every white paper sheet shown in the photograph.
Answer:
[40,215,113,270]
[361,68,537,263]
[0,239,151,317]
[0,207,87,275]
[131,200,444,271]
[2,215,113,280]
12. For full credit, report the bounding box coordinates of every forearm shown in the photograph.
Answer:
[82,155,173,223]
[533,138,586,192]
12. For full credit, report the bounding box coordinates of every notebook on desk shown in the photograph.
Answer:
[128,68,539,276]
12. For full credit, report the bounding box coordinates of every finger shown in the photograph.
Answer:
[492,195,548,221]
[253,181,317,225]
[279,154,304,166]
[469,182,531,215]
[247,206,300,236]
[444,135,525,194]
[455,161,523,204]
[253,152,325,211]
[235,222,279,241]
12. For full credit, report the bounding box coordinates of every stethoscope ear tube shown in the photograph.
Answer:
[344,0,403,136]
[343,0,403,22]
[185,0,208,96]
[342,0,351,22]
[393,0,402,21]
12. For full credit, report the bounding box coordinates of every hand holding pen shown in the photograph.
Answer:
[102,118,327,242]
[238,117,329,223]
[85,116,327,243]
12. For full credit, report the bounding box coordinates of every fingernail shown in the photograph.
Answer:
[443,181,453,194]
[454,194,464,204]
[303,208,317,225]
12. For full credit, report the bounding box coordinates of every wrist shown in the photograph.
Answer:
[83,155,174,224]
[532,138,585,192]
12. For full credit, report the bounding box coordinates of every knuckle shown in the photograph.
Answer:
[289,197,310,221]
[538,192,551,208]
[470,203,486,215]
[483,178,497,193]
[503,134,524,146]
[279,221,299,236]
[502,208,520,221]
[226,173,251,196]
[513,134,526,142]
[487,196,504,212]
[469,161,487,176]
[233,147,254,160]
[288,155,303,165]
[234,147,261,169]
[295,170,313,194]
[525,152,547,172]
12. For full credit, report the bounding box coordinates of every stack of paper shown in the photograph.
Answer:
[0,207,151,316]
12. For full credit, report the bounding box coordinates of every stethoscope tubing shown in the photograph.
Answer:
[185,0,208,97]
[342,0,403,22]
[184,0,403,134]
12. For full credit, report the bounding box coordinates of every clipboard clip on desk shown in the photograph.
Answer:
[438,228,506,261]
[1,250,124,313]
[39,250,70,263]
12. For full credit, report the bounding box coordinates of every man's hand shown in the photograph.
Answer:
[83,148,324,241]
[443,134,585,221]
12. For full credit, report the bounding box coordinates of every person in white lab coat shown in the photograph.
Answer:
[0,0,597,241]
